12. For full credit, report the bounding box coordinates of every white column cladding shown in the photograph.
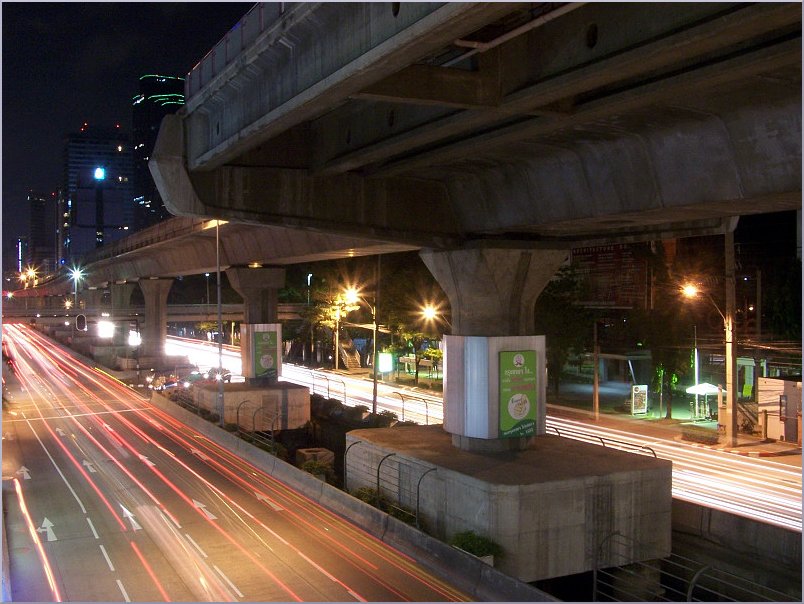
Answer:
[444,334,547,439]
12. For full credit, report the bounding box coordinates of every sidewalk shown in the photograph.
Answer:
[344,368,801,462]
[547,380,802,463]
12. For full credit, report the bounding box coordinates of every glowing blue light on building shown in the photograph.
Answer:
[94,167,106,180]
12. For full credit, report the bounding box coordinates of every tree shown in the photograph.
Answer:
[533,265,592,394]
[630,242,695,419]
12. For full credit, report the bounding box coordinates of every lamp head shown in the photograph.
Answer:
[681,283,699,299]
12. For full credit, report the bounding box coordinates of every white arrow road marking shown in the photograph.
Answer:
[36,517,57,541]
[82,460,97,473]
[3,432,13,441]
[255,491,283,511]
[192,499,217,521]
[120,505,142,531]
[16,466,31,480]
[139,455,155,467]
[55,428,66,436]
[190,448,209,461]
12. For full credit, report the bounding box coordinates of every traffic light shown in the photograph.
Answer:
[76,314,87,331]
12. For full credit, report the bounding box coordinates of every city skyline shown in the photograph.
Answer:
[2,2,253,263]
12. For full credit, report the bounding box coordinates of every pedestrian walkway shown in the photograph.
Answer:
[345,367,801,463]
[546,380,802,463]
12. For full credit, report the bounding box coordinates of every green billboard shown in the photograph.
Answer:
[253,330,278,379]
[499,350,537,438]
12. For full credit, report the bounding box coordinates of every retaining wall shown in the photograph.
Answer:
[148,393,557,602]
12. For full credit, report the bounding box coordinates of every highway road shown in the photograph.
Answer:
[166,336,802,533]
[1,324,469,602]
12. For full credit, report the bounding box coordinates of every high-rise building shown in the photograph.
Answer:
[131,74,185,230]
[63,123,133,262]
[68,167,131,258]
[27,191,56,276]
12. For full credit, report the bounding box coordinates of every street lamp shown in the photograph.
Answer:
[682,282,737,445]
[69,266,84,309]
[343,284,380,415]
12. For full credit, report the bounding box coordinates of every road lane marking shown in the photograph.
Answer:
[192,499,218,521]
[116,579,131,602]
[36,517,57,541]
[120,505,142,531]
[255,491,283,511]
[185,533,208,558]
[25,417,87,513]
[82,459,97,473]
[213,565,244,598]
[16,465,31,479]
[86,517,100,539]
[99,544,115,571]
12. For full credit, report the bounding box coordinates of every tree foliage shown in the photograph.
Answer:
[533,264,592,394]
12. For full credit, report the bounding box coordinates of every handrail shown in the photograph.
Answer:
[392,391,430,424]
[343,440,362,492]
[185,3,291,100]
[548,423,660,458]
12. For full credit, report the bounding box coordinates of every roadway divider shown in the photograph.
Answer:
[148,392,556,602]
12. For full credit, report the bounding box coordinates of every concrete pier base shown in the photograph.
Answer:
[346,425,672,582]
[193,382,310,430]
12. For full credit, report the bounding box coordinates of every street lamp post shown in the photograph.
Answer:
[682,275,738,446]
[216,222,224,427]
[69,267,83,310]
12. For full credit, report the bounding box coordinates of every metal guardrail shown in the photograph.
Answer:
[392,391,431,425]
[306,369,347,404]
[546,424,657,458]
[593,531,797,602]
[185,3,293,100]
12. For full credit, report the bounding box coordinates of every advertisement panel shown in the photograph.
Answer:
[253,330,278,379]
[631,384,648,415]
[499,350,537,438]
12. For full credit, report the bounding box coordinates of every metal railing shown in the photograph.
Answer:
[593,531,798,602]
[546,424,657,458]
[185,3,293,100]
[392,391,431,425]
[306,369,347,404]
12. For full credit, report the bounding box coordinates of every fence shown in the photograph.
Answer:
[593,531,798,602]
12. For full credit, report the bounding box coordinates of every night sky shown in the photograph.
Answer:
[2,2,253,264]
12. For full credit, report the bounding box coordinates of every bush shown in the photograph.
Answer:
[352,486,384,506]
[681,425,720,445]
[301,459,334,482]
[449,531,504,559]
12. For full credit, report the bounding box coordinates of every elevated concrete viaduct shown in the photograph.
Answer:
[150,1,800,451]
[11,3,800,583]
[147,2,803,580]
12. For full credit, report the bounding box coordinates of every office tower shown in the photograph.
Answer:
[63,123,133,261]
[69,166,130,258]
[132,74,185,230]
[27,191,56,276]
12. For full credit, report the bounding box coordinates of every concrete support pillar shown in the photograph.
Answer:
[226,267,286,385]
[84,287,104,310]
[111,282,136,311]
[420,246,568,451]
[420,247,569,336]
[138,278,173,359]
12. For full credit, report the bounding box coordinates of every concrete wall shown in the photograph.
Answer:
[147,392,557,601]
[672,499,801,571]
[193,382,310,430]
[344,429,672,582]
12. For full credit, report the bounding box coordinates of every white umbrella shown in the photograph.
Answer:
[685,382,725,396]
